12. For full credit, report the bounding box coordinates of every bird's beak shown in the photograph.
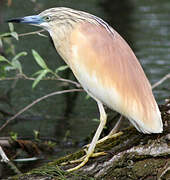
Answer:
[7,15,43,25]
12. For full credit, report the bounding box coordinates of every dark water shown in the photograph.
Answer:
[0,0,169,156]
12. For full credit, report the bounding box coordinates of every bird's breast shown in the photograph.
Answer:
[70,51,123,113]
[69,33,125,114]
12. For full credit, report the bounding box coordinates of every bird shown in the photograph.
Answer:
[7,7,163,171]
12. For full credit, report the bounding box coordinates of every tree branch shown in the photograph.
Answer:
[0,73,81,88]
[152,73,170,89]
[0,89,83,132]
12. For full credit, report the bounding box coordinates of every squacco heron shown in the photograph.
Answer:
[8,7,163,171]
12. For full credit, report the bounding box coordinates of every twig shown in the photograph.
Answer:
[18,30,46,37]
[0,146,21,175]
[57,77,81,88]
[0,74,81,88]
[152,73,170,89]
[0,89,83,132]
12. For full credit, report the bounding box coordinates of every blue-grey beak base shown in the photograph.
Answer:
[7,15,43,24]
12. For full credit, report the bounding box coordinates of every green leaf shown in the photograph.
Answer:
[55,65,68,73]
[32,69,45,76]
[0,38,3,47]
[32,69,49,88]
[10,52,27,73]
[0,55,10,63]
[9,23,14,32]
[10,132,18,141]
[11,32,19,40]
[92,118,100,122]
[4,65,15,71]
[32,49,48,69]
[0,65,7,77]
[33,130,40,141]
[0,32,12,38]
[12,51,27,61]
[11,59,22,73]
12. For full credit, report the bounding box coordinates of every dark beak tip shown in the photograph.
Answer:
[5,20,11,23]
[6,18,22,23]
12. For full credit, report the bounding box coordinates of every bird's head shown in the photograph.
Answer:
[7,7,98,33]
[7,7,112,53]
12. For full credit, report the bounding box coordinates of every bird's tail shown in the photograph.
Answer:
[128,102,163,134]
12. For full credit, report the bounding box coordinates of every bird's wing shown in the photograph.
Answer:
[69,22,162,133]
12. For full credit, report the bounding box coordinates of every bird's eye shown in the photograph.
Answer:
[44,16,51,22]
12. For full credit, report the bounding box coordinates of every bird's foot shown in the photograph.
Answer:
[61,132,122,171]
[84,131,123,148]
[66,151,106,172]
[61,148,106,172]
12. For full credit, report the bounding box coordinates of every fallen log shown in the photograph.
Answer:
[6,101,170,180]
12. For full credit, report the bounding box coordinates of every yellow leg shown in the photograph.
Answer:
[62,151,106,165]
[95,115,123,144]
[85,116,123,148]
[108,115,123,135]
[67,100,107,172]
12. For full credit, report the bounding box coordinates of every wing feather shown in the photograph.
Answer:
[69,22,162,133]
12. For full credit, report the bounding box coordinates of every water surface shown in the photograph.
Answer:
[0,0,169,148]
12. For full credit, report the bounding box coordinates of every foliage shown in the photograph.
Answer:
[0,23,18,41]
[0,52,27,74]
[31,49,68,88]
[10,131,18,141]
[0,23,68,88]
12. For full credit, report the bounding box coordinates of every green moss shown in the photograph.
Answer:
[101,158,167,180]
[10,163,94,180]
[132,159,166,178]
[54,149,85,165]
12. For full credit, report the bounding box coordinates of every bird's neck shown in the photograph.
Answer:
[49,23,74,65]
